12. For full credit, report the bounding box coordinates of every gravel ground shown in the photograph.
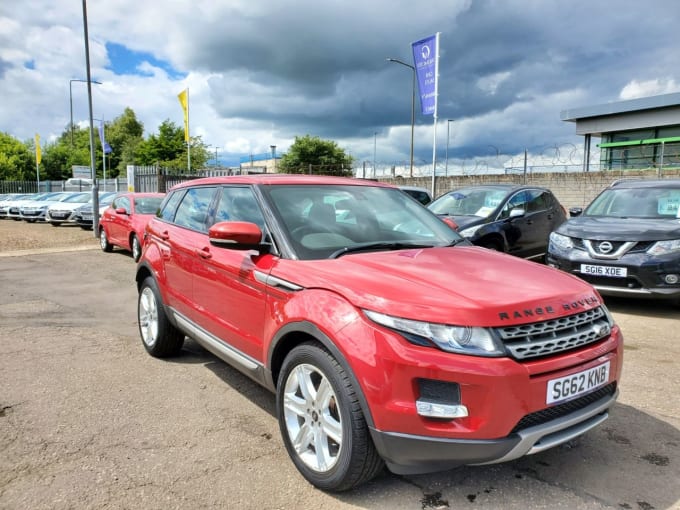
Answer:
[0,219,99,253]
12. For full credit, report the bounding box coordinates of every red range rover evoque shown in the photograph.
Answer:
[135,175,623,491]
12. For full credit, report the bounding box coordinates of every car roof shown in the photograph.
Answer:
[168,174,396,191]
[609,178,680,188]
[443,184,550,193]
[398,185,431,193]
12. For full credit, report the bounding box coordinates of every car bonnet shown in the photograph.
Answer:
[557,216,680,241]
[271,245,600,327]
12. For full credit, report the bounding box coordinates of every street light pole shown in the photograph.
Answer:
[386,58,415,177]
[445,119,453,176]
[70,78,101,146]
[373,132,377,178]
[215,146,220,167]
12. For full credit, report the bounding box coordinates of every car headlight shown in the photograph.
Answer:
[459,224,482,237]
[364,310,504,356]
[647,239,680,256]
[549,232,574,251]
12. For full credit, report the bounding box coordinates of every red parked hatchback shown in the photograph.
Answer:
[135,175,623,491]
[99,192,165,261]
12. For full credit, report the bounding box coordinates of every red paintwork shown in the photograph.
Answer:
[142,176,623,443]
[101,192,164,255]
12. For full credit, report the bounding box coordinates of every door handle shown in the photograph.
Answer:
[159,231,169,240]
[196,247,212,259]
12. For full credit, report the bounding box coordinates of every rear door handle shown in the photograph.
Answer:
[159,231,169,240]
[196,247,212,259]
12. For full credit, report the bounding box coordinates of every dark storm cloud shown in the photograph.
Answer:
[158,0,680,161]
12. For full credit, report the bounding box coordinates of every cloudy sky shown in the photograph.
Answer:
[2,0,679,173]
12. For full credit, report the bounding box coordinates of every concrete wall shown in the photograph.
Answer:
[379,169,680,209]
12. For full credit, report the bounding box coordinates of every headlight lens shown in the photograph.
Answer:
[364,310,504,356]
[549,232,574,251]
[647,239,680,256]
[459,224,482,237]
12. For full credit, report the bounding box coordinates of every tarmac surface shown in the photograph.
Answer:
[0,220,679,509]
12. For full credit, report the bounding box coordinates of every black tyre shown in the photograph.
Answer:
[137,276,184,357]
[99,228,113,252]
[276,343,384,491]
[131,234,142,262]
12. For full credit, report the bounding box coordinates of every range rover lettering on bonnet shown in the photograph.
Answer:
[498,295,599,320]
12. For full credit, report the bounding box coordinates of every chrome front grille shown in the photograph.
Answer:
[495,307,611,360]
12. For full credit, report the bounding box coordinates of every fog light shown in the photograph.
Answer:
[416,400,468,419]
[416,378,468,419]
[664,274,679,285]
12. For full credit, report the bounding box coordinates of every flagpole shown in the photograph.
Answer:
[187,88,191,172]
[35,134,41,192]
[430,32,440,198]
[101,118,106,190]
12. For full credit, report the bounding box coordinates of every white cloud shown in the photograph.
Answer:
[619,79,680,100]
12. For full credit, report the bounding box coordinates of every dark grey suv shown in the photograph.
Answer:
[428,184,567,260]
[547,179,680,303]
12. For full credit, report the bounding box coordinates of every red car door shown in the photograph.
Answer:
[108,195,131,246]
[191,186,268,361]
[154,187,217,318]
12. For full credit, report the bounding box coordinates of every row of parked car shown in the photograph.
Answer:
[0,190,165,262]
[3,178,680,303]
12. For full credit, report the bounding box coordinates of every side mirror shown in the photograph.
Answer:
[508,207,525,219]
[115,207,128,215]
[442,217,459,230]
[209,221,269,254]
[569,207,583,217]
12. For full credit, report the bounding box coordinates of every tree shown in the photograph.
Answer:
[104,108,144,177]
[0,132,35,180]
[136,119,209,172]
[278,135,354,176]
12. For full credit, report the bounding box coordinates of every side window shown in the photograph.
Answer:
[214,187,265,229]
[525,190,548,213]
[159,191,184,222]
[173,187,216,232]
[119,197,131,214]
[499,191,528,218]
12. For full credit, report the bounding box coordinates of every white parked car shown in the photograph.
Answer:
[2,193,42,220]
[19,192,76,222]
[73,192,118,229]
[46,192,92,226]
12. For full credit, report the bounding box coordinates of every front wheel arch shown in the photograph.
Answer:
[267,321,376,431]
[477,234,505,252]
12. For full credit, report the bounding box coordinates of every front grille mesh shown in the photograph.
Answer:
[510,383,616,433]
[495,307,610,360]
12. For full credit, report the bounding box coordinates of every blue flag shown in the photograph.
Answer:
[412,34,439,115]
[98,120,113,154]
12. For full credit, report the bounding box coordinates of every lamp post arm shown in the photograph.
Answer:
[387,58,416,177]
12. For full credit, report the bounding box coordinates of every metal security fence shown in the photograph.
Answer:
[0,179,127,194]
[132,166,236,193]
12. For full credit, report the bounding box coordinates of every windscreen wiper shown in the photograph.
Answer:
[329,242,437,259]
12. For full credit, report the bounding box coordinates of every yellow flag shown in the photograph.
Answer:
[35,133,41,165]
[177,88,189,142]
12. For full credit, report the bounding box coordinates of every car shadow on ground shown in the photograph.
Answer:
[164,338,680,509]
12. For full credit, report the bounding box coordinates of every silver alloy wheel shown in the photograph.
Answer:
[100,229,108,250]
[282,363,343,473]
[138,286,159,347]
